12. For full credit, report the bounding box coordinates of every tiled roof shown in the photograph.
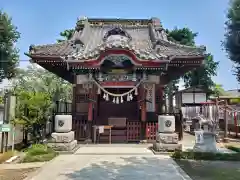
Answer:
[29,17,205,61]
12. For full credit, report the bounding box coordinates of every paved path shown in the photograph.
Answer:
[26,146,191,180]
[75,145,153,155]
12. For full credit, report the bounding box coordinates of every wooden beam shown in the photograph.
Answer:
[38,63,74,83]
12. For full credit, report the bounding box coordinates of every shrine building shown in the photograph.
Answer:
[27,17,205,143]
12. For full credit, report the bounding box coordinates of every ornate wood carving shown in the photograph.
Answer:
[145,84,155,112]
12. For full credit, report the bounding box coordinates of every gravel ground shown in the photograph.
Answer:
[0,168,38,180]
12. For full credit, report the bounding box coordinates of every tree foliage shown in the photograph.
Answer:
[0,11,20,81]
[224,0,240,82]
[11,65,72,143]
[13,90,53,143]
[11,64,72,102]
[167,27,219,94]
[212,83,229,97]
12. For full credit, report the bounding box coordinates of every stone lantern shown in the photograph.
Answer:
[193,115,218,152]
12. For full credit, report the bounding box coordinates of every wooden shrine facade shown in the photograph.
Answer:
[27,17,205,143]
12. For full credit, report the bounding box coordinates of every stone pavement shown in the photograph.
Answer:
[26,146,191,180]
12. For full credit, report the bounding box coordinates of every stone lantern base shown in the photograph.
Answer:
[48,131,77,151]
[193,131,218,153]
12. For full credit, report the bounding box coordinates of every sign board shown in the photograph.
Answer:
[194,93,207,103]
[0,124,11,132]
[182,93,194,104]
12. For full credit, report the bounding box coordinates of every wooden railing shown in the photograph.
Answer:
[127,121,141,142]
[146,122,158,142]
[72,114,88,141]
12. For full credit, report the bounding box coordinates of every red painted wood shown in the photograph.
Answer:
[68,49,169,67]
[88,89,93,121]
[100,81,135,87]
[141,87,146,122]
[146,122,158,141]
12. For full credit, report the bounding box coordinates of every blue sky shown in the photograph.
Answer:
[1,0,238,90]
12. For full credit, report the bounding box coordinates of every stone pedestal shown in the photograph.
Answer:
[51,131,75,143]
[193,131,218,153]
[156,133,179,144]
[154,133,182,151]
[48,115,77,151]
[48,140,77,151]
[153,115,182,152]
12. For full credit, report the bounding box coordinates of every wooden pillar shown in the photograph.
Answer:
[87,87,93,142]
[156,86,164,113]
[141,85,146,140]
[72,74,76,115]
[234,111,238,137]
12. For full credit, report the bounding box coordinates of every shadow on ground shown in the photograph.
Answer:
[62,156,183,180]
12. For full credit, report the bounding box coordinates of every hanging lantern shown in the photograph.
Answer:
[113,97,116,103]
[97,87,101,94]
[116,97,119,104]
[121,96,123,103]
[103,93,106,99]
[134,88,138,95]
[106,94,109,101]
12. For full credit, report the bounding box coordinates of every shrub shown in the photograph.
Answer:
[22,152,57,163]
[25,144,50,156]
[171,150,240,161]
[22,144,57,163]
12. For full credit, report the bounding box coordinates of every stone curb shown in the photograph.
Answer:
[149,147,174,155]
[0,162,46,170]
[170,159,193,180]
[74,153,154,155]
[56,144,81,154]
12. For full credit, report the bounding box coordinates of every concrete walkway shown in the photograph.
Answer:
[26,146,192,180]
[75,145,153,155]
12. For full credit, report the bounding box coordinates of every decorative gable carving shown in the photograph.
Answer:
[103,27,132,41]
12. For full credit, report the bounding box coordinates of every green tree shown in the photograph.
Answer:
[224,0,240,82]
[13,90,53,143]
[0,11,20,81]
[167,27,219,94]
[212,83,229,97]
[12,64,72,102]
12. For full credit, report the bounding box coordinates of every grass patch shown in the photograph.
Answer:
[171,150,240,161]
[22,144,58,163]
[176,160,240,180]
[0,151,16,164]
[226,145,240,152]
